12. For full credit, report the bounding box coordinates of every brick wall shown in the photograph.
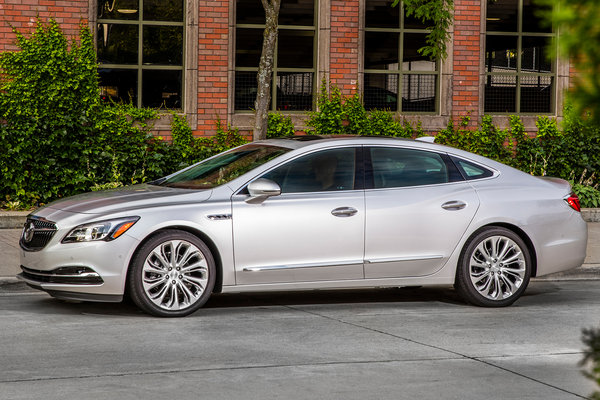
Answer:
[451,0,482,127]
[330,0,359,95]
[197,0,229,136]
[0,0,89,52]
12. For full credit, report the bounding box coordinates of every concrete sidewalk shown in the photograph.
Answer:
[1,221,599,283]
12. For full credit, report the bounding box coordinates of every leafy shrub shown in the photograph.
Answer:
[267,112,295,138]
[581,327,600,399]
[306,80,423,138]
[306,81,345,135]
[572,183,600,208]
[0,19,99,205]
[0,19,246,209]
[435,115,512,164]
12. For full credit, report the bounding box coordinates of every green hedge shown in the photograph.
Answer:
[0,19,245,209]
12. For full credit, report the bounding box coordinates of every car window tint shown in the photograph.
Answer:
[451,157,494,180]
[369,147,449,188]
[261,148,356,193]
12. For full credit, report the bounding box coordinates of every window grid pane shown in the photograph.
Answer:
[234,71,257,111]
[364,74,398,111]
[402,74,436,112]
[234,0,316,111]
[97,0,184,109]
[364,0,438,113]
[276,72,314,111]
[484,0,555,114]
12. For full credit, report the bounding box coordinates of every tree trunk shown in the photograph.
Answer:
[253,0,281,141]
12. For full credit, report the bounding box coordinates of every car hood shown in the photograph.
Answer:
[35,184,213,216]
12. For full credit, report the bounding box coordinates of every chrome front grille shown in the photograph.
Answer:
[20,217,58,251]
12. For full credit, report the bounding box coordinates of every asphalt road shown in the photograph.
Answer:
[1,281,600,400]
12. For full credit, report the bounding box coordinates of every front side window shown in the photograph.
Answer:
[485,0,555,114]
[364,0,439,113]
[97,0,185,108]
[369,147,457,188]
[234,0,316,112]
[261,148,357,193]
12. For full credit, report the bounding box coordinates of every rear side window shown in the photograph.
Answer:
[451,156,494,180]
[369,147,457,189]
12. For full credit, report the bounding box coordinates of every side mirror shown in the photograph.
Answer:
[245,178,281,204]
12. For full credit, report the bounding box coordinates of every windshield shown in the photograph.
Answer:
[156,144,291,189]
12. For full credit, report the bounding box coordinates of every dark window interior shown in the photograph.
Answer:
[261,148,357,193]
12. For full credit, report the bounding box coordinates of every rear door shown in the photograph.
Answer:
[364,146,479,278]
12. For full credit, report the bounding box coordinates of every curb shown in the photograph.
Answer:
[0,211,30,229]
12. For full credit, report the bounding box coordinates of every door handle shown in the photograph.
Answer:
[331,207,358,217]
[441,201,467,211]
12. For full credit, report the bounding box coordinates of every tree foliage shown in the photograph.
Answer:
[581,327,600,399]
[392,0,454,60]
[538,0,600,122]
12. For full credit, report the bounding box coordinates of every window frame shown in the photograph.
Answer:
[484,0,557,115]
[363,1,440,115]
[233,0,319,113]
[95,0,186,110]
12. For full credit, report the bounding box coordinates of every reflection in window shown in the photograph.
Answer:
[261,148,356,193]
[234,0,316,111]
[485,0,554,114]
[364,0,438,113]
[97,0,185,109]
[370,147,449,188]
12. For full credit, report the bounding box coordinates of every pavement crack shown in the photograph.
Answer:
[283,305,591,400]
[0,357,467,384]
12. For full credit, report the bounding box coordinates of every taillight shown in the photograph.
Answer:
[565,193,581,212]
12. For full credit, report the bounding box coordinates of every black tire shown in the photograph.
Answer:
[455,227,531,307]
[127,230,216,317]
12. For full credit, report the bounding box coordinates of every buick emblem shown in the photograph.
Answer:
[23,222,36,243]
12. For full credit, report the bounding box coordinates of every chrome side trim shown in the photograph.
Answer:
[365,255,443,264]
[244,260,364,272]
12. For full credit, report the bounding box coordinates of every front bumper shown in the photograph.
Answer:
[19,231,141,302]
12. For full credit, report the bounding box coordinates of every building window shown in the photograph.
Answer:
[363,0,439,113]
[96,0,185,109]
[485,0,554,114]
[234,0,316,112]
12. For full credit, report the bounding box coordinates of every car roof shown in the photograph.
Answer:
[256,135,520,176]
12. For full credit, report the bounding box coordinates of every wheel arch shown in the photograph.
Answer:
[466,222,538,278]
[126,226,224,295]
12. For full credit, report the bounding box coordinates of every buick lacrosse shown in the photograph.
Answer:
[18,136,587,316]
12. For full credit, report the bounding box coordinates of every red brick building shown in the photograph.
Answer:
[0,0,565,135]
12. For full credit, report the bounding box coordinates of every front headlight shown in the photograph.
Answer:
[62,217,140,243]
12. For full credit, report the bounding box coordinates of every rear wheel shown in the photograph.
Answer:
[128,230,216,317]
[455,227,531,307]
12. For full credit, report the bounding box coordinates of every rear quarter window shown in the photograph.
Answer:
[451,156,495,180]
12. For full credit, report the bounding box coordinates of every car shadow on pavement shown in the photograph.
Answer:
[2,281,566,317]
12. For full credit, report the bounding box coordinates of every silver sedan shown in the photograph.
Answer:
[18,137,588,316]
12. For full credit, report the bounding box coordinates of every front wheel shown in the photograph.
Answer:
[455,227,531,307]
[128,230,216,317]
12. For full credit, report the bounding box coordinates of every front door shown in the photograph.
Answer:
[232,147,365,285]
